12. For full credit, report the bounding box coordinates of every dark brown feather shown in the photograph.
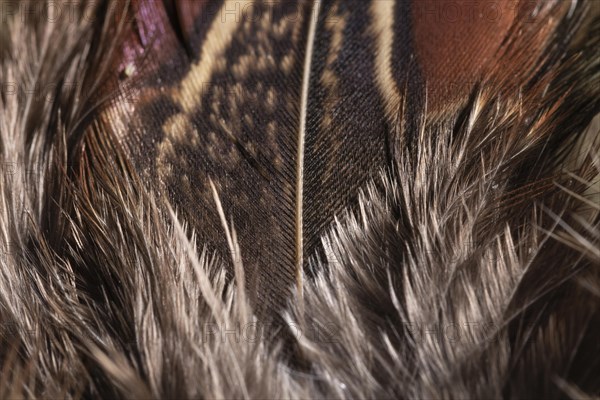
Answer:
[0,0,599,398]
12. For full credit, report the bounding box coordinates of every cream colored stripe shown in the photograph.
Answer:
[172,0,254,113]
[371,0,401,120]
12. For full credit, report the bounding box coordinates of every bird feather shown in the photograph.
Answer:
[0,0,599,398]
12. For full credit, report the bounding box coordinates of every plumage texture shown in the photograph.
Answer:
[0,0,599,398]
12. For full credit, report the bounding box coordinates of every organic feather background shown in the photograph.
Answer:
[0,0,599,398]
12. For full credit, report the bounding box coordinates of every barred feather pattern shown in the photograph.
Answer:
[0,0,599,398]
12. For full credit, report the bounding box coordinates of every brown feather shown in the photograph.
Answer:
[0,0,598,398]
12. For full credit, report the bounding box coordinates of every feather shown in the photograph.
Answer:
[96,0,397,318]
[0,0,599,398]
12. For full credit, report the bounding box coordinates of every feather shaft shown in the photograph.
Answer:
[296,0,321,300]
